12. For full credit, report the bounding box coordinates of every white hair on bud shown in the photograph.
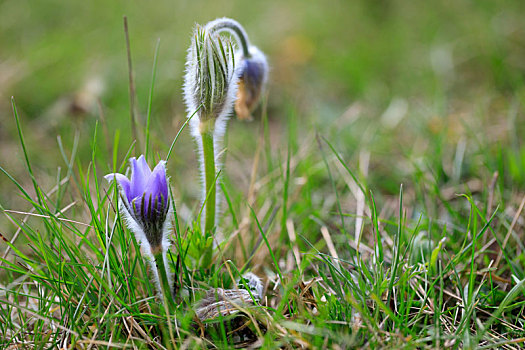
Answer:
[116,197,174,301]
[183,23,241,137]
[117,199,161,293]
[182,26,201,141]
[204,17,251,53]
[160,204,175,296]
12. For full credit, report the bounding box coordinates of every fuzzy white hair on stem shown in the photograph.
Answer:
[183,22,241,234]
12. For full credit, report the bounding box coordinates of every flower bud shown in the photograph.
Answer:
[235,46,268,121]
[183,24,239,129]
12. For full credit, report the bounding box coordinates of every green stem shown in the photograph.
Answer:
[153,251,174,309]
[201,127,216,266]
[152,251,176,346]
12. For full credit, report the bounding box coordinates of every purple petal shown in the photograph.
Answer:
[132,193,149,217]
[130,195,144,216]
[144,161,168,207]
[129,155,151,200]
[137,155,152,177]
[105,173,132,202]
[244,59,264,85]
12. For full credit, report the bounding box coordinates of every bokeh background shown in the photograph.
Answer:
[1,0,525,234]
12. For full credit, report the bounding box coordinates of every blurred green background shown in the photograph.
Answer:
[1,0,525,230]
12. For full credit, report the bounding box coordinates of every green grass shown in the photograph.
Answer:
[2,0,525,348]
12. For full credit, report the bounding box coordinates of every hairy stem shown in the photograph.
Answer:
[152,251,176,346]
[153,251,174,309]
[201,127,216,266]
[207,18,251,57]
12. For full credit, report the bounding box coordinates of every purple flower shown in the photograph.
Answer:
[105,155,170,249]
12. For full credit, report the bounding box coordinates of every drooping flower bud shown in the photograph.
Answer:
[105,155,171,252]
[183,23,239,133]
[199,17,269,122]
[234,46,268,121]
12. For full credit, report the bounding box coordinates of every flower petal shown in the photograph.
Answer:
[144,161,168,209]
[107,156,170,251]
[137,155,152,177]
[129,156,151,200]
[105,173,132,202]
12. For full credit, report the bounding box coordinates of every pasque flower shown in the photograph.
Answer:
[105,155,170,252]
[105,155,175,304]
